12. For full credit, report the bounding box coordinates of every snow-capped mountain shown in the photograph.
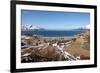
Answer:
[73,25,90,30]
[81,25,90,30]
[21,24,44,31]
[85,25,90,29]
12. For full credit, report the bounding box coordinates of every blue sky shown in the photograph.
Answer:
[21,10,90,30]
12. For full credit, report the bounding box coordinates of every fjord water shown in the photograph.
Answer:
[21,30,86,37]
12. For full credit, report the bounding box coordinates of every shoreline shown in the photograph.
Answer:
[42,36,76,40]
[21,35,76,41]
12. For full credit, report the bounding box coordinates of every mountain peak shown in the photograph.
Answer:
[21,24,44,31]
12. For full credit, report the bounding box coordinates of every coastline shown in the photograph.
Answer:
[42,36,76,40]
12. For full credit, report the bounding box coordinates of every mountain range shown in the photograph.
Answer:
[21,24,90,31]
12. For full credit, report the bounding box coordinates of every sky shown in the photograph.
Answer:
[21,10,90,30]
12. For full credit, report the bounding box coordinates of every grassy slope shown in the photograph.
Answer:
[64,31,90,60]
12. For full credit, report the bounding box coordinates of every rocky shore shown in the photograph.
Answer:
[21,31,90,63]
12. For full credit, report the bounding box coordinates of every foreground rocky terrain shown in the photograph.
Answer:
[21,31,90,63]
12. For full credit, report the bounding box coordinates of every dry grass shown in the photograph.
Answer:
[64,31,90,60]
